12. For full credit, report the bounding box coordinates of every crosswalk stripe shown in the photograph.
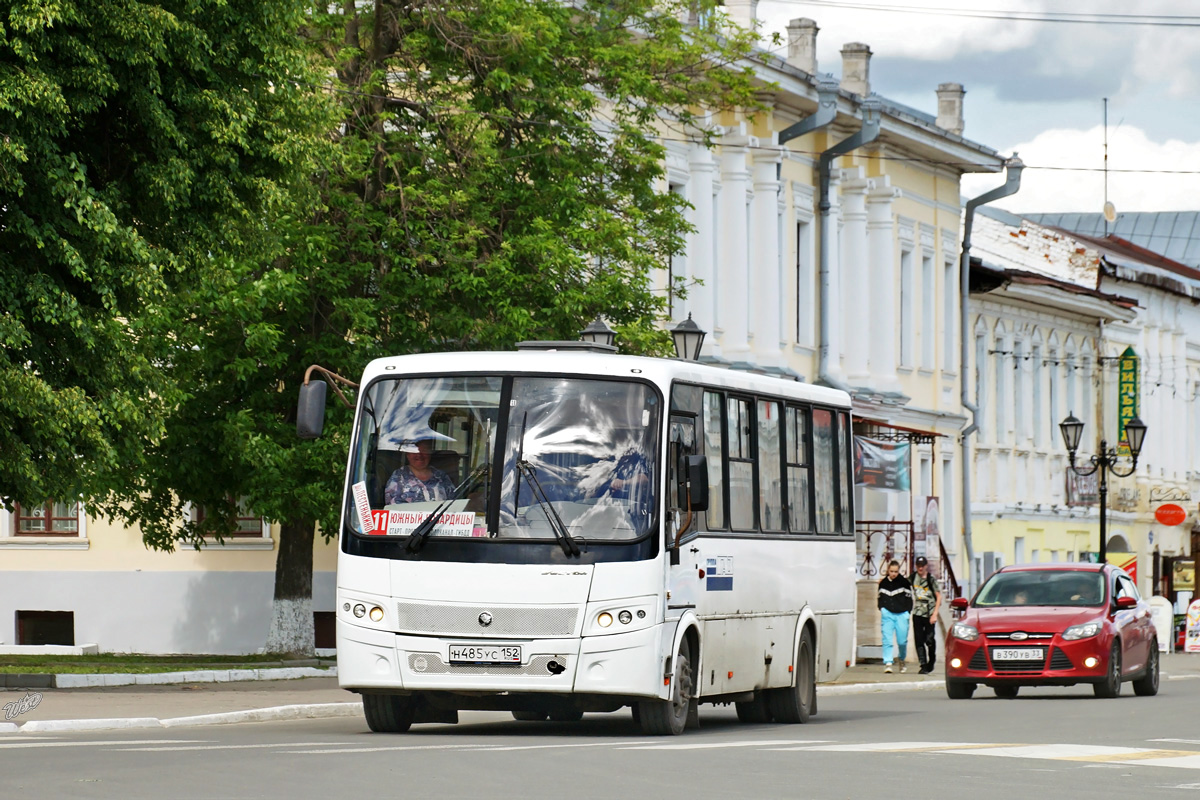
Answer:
[620,740,828,751]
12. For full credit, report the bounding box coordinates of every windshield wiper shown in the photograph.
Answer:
[516,460,581,557]
[405,465,490,554]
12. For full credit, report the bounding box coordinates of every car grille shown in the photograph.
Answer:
[1048,647,1073,670]
[984,632,1055,641]
[987,647,1047,673]
[395,602,579,637]
[968,649,988,671]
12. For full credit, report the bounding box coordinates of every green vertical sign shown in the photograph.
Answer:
[1117,346,1139,455]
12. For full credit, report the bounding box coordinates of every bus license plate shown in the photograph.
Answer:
[448,644,522,665]
[991,648,1043,661]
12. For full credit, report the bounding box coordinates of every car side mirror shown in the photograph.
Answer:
[686,455,709,512]
[951,597,969,612]
[1115,596,1137,610]
[297,380,328,439]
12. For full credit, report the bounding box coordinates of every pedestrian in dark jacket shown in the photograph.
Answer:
[877,559,913,673]
[910,556,942,674]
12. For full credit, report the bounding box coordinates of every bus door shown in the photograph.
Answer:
[666,414,700,618]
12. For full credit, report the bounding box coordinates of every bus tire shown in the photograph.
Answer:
[512,711,548,721]
[548,711,584,722]
[735,693,772,723]
[363,693,416,733]
[766,627,815,724]
[639,637,694,736]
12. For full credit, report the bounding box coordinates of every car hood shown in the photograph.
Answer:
[968,605,1103,633]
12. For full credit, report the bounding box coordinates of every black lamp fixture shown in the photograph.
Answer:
[671,313,707,361]
[579,316,616,348]
[1059,411,1148,564]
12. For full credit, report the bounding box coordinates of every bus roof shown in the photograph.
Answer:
[361,350,851,408]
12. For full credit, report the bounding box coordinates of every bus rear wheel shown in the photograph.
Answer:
[512,711,549,721]
[639,638,694,736]
[767,628,815,723]
[363,693,416,733]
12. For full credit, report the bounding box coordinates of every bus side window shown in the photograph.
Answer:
[702,391,726,530]
[837,411,853,535]
[726,395,754,531]
[812,408,836,533]
[786,405,813,533]
[758,399,783,532]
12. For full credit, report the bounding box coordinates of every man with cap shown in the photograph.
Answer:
[910,556,942,675]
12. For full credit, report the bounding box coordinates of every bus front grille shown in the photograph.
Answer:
[407,653,568,676]
[395,602,579,637]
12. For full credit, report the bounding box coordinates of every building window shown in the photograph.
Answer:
[1032,343,1043,447]
[921,252,935,367]
[15,501,80,536]
[943,258,956,371]
[1013,341,1025,441]
[796,220,814,346]
[17,610,74,645]
[195,498,264,537]
[899,249,914,366]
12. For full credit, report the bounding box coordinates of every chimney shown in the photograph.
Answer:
[786,18,819,74]
[840,43,872,97]
[723,0,759,32]
[936,83,966,136]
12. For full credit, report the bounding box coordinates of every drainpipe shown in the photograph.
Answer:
[958,156,1024,595]
[812,97,881,392]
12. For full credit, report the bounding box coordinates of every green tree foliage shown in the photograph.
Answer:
[113,0,765,654]
[0,0,317,508]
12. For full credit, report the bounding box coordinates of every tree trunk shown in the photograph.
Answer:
[264,516,317,656]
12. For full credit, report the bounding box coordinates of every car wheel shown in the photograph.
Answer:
[766,627,816,723]
[735,693,773,723]
[1093,642,1122,698]
[993,685,1019,699]
[639,637,694,735]
[1133,641,1160,697]
[363,693,416,733]
[946,680,975,700]
[511,711,549,721]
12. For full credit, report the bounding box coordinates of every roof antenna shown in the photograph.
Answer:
[1102,98,1116,236]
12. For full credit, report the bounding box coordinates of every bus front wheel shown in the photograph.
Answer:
[363,693,415,733]
[766,628,815,723]
[639,638,694,736]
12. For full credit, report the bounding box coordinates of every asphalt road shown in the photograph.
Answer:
[5,675,1200,800]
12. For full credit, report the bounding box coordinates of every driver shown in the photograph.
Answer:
[385,439,455,504]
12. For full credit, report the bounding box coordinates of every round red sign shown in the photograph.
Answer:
[1155,503,1187,526]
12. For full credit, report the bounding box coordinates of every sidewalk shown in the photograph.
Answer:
[4,653,1199,734]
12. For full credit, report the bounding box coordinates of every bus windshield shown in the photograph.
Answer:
[346,374,660,544]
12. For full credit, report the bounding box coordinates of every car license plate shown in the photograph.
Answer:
[448,644,522,665]
[991,647,1043,661]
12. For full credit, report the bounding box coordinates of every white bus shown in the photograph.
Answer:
[298,347,857,735]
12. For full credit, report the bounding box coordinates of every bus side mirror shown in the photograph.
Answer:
[686,455,709,512]
[297,380,328,439]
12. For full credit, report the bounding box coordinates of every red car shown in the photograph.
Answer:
[944,563,1159,699]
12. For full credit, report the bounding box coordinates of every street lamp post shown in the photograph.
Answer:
[1059,412,1148,564]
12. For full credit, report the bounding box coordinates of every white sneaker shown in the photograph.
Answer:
[900,662,908,673]
[883,664,893,673]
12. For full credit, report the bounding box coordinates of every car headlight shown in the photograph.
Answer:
[951,622,979,641]
[1063,621,1102,640]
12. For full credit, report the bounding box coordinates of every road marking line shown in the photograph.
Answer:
[113,741,358,752]
[937,744,1150,760]
[0,739,205,749]
[1057,749,1200,763]
[620,740,828,751]
[771,741,989,753]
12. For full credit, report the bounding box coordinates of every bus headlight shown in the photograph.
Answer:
[584,597,658,636]
[598,612,614,628]
[352,603,367,618]
[369,606,385,622]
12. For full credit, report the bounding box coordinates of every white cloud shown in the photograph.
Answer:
[961,125,1200,212]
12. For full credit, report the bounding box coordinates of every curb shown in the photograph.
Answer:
[2,666,337,690]
[14,702,364,734]
[820,680,942,695]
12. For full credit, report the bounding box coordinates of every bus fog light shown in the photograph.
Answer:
[353,603,366,618]
[618,611,632,624]
[1084,656,1098,668]
[369,606,384,622]
[637,610,646,619]
[950,658,962,669]
[597,612,613,628]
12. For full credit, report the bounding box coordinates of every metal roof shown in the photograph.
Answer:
[1024,212,1200,268]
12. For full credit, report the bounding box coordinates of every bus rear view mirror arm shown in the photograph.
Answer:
[296,364,359,439]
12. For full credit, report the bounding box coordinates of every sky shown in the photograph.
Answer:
[754,0,1200,214]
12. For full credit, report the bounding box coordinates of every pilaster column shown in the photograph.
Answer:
[840,168,871,383]
[686,143,716,341]
[867,179,901,391]
[751,145,783,369]
[718,135,752,361]
[822,169,845,377]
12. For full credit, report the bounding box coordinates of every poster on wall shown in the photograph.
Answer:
[1117,346,1139,456]
[1107,551,1137,583]
[917,496,941,579]
[1173,559,1195,592]
[1186,599,1200,654]
[853,437,911,492]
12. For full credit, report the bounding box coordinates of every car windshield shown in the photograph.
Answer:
[974,570,1106,607]
[345,374,660,544]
